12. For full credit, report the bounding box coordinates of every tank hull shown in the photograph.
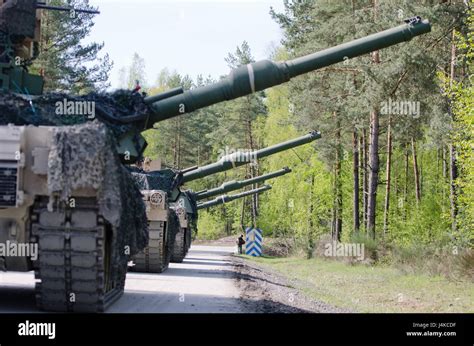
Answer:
[0,123,148,312]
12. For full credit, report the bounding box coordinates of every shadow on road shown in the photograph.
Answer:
[110,289,310,313]
[188,249,234,257]
[185,257,233,262]
[180,260,233,267]
[162,267,236,278]
[0,282,310,313]
[164,266,292,290]
[0,286,38,313]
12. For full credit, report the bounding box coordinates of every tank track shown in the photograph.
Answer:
[131,221,171,273]
[30,198,126,312]
[171,227,187,263]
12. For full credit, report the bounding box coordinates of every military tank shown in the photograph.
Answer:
[128,169,181,273]
[196,185,273,210]
[0,0,432,311]
[131,131,320,271]
[169,168,292,263]
[0,1,142,313]
[164,133,322,265]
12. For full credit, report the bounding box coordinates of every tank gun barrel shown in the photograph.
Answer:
[36,1,100,14]
[182,131,319,183]
[195,167,291,201]
[144,17,430,126]
[197,185,272,210]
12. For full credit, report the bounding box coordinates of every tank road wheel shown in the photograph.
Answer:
[171,227,187,263]
[131,221,170,273]
[30,198,126,313]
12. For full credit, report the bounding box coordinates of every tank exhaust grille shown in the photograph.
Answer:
[0,163,18,207]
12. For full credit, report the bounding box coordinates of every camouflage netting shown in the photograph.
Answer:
[181,191,199,236]
[183,191,199,217]
[47,121,148,280]
[0,90,152,138]
[0,0,36,40]
[167,210,180,255]
[129,168,182,192]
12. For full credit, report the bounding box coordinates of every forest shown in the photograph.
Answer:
[36,0,473,278]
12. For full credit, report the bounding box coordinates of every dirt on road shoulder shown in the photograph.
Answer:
[232,255,352,313]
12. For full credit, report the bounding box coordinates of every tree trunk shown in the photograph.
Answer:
[245,111,258,228]
[420,150,423,195]
[255,164,260,215]
[335,160,343,242]
[307,173,315,258]
[332,166,342,241]
[367,10,380,239]
[177,118,182,168]
[333,112,342,241]
[353,129,360,233]
[222,205,230,236]
[240,197,246,233]
[403,143,409,220]
[172,120,179,168]
[449,29,458,232]
[383,117,392,236]
[449,144,458,231]
[442,145,448,181]
[367,107,380,240]
[412,137,421,205]
[358,134,364,229]
[361,129,368,230]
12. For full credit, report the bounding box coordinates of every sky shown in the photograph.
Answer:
[86,0,285,89]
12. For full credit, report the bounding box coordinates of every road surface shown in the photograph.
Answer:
[110,245,243,313]
[0,245,245,313]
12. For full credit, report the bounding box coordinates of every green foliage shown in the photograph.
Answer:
[249,255,473,312]
[258,82,332,247]
[135,1,471,274]
[384,148,451,247]
[438,5,474,247]
[349,232,378,259]
[268,0,470,257]
[31,0,112,93]
[196,210,226,240]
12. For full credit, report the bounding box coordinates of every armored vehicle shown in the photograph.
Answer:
[0,0,431,311]
[131,131,320,270]
[170,167,292,263]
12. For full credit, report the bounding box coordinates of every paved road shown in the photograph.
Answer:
[0,245,245,313]
[110,245,244,313]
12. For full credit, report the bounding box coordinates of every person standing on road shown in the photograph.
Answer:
[237,234,246,254]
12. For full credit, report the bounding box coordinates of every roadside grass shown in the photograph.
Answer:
[244,256,474,313]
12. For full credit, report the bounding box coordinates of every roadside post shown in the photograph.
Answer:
[245,228,263,256]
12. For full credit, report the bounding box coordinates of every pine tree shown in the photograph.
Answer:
[31,0,112,93]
